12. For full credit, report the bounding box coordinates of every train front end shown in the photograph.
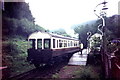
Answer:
[27,32,52,67]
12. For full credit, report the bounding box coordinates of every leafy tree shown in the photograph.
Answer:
[73,15,120,48]
[3,17,45,38]
[74,23,98,48]
[2,2,46,77]
[2,2,46,38]
[53,29,71,37]
[3,2,35,22]
[89,33,102,52]
[106,15,120,39]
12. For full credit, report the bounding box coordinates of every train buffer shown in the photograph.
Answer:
[68,49,88,66]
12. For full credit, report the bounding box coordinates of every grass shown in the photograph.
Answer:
[63,66,68,70]
[73,52,103,79]
[52,73,59,78]
[74,66,101,79]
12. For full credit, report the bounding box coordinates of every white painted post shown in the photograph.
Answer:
[51,38,53,49]
[42,38,44,49]
[35,39,37,49]
[58,39,59,48]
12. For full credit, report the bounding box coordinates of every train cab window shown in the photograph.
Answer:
[37,39,42,49]
[29,39,36,49]
[53,39,55,48]
[44,39,51,49]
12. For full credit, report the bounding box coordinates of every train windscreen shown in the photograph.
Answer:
[29,39,36,49]
[44,39,51,49]
[37,39,42,49]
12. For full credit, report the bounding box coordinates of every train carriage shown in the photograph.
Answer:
[27,31,80,68]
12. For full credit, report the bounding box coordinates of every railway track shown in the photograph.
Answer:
[7,55,71,80]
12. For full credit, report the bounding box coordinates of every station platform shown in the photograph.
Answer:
[68,49,88,66]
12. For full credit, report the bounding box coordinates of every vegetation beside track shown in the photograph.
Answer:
[2,37,34,77]
[52,65,102,79]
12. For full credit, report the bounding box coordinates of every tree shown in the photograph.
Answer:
[3,17,45,38]
[3,2,35,22]
[89,33,102,51]
[53,29,71,37]
[73,15,120,48]
[2,2,46,38]
[74,23,98,48]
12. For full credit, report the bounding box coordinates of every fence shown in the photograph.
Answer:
[111,56,120,80]
[101,49,120,79]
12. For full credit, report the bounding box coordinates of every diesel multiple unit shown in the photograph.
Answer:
[27,31,80,68]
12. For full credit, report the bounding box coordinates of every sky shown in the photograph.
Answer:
[25,0,119,37]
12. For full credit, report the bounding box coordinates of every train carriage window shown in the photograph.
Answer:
[29,39,36,49]
[53,39,55,48]
[68,41,70,47]
[75,42,77,46]
[64,40,65,47]
[37,39,42,49]
[64,40,67,47]
[59,40,62,47]
[44,39,51,49]
[71,41,72,46]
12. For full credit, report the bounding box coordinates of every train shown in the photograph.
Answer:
[27,31,81,68]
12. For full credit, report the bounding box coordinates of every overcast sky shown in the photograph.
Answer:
[25,0,119,37]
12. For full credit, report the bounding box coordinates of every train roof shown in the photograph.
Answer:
[28,31,79,41]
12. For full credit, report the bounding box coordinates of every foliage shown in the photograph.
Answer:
[74,66,100,79]
[73,15,120,48]
[89,33,102,53]
[3,17,45,38]
[52,73,59,78]
[2,2,44,77]
[3,2,34,22]
[74,22,98,48]
[2,38,34,76]
[2,2,46,38]
[98,15,120,53]
[53,28,71,37]
[105,15,120,38]
[107,39,120,53]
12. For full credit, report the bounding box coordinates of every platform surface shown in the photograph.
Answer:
[68,49,87,65]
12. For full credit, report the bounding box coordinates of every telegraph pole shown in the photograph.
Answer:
[94,0,108,78]
[87,32,92,54]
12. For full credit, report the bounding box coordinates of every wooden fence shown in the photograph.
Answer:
[101,49,120,79]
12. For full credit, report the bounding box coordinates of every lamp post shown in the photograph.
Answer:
[94,0,108,78]
[87,32,92,54]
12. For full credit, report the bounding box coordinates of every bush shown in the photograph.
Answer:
[74,66,100,79]
[52,73,59,78]
[2,38,34,76]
